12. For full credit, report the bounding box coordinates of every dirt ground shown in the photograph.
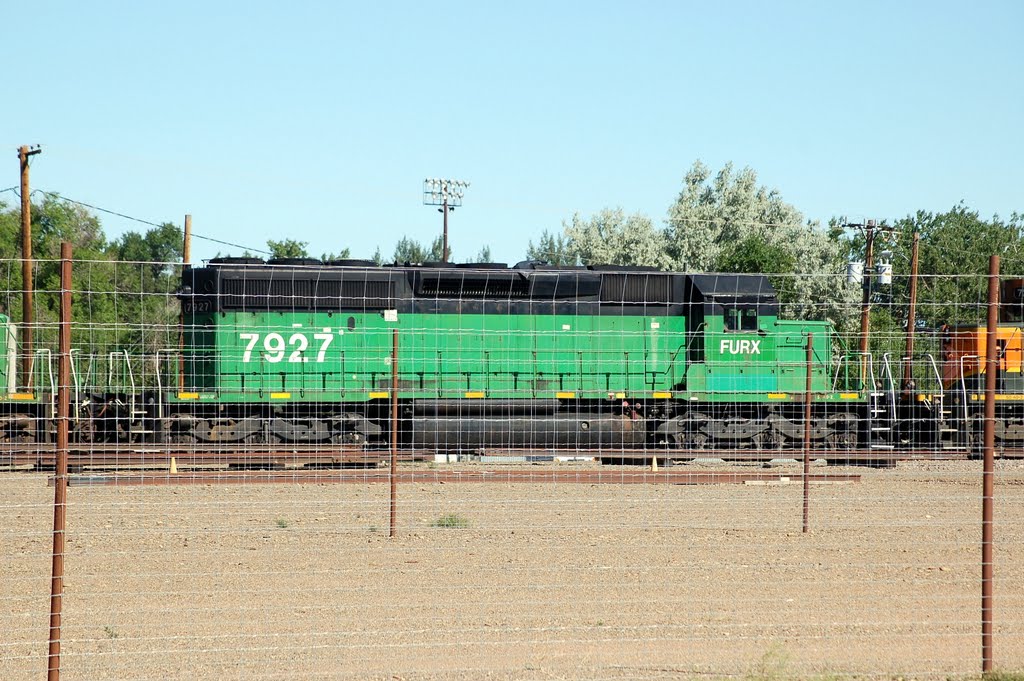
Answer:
[2,459,1023,680]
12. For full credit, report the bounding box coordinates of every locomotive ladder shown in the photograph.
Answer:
[927,353,965,450]
[867,353,896,450]
[110,350,154,437]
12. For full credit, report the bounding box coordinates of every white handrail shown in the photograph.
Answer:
[925,353,943,404]
[960,355,979,427]
[34,349,56,416]
[881,353,898,423]
[107,351,119,390]
[70,349,81,427]
[154,348,181,422]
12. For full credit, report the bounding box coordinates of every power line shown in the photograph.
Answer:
[33,188,164,227]
[31,189,271,255]
[189,233,271,255]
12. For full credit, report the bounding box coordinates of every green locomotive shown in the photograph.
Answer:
[165,258,878,453]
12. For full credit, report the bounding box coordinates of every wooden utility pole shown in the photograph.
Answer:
[901,232,921,393]
[183,214,192,265]
[178,215,191,391]
[858,220,877,356]
[19,145,42,389]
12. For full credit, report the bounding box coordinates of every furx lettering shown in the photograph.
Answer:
[719,339,761,355]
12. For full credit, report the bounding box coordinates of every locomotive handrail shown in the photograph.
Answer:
[121,349,140,418]
[70,349,81,425]
[831,354,855,391]
[881,353,898,424]
[834,352,875,392]
[925,353,943,404]
[960,354,979,427]
[36,349,56,414]
[107,349,139,404]
[154,348,181,422]
[107,352,118,391]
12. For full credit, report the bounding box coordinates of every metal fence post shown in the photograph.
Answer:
[390,328,398,538]
[803,333,813,534]
[47,242,72,681]
[982,255,999,672]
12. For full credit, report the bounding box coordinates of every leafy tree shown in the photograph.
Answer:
[321,247,352,261]
[716,232,798,303]
[0,197,177,378]
[666,160,857,324]
[267,238,309,259]
[428,236,445,262]
[392,236,444,264]
[527,210,669,268]
[563,208,672,268]
[526,230,576,265]
[472,245,493,263]
[666,161,806,270]
[112,222,182,277]
[837,206,1024,331]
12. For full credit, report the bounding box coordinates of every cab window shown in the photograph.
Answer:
[725,306,758,332]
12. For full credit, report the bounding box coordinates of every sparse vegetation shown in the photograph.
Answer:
[981,672,1024,681]
[745,644,790,681]
[103,625,119,639]
[431,513,469,529]
[274,517,289,529]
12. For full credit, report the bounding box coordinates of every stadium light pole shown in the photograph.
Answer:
[422,178,469,263]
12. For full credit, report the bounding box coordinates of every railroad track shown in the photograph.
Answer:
[0,442,1002,472]
[0,443,426,469]
[58,468,862,487]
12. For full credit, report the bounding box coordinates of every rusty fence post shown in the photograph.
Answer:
[47,241,72,681]
[802,333,813,534]
[390,328,398,538]
[982,255,999,672]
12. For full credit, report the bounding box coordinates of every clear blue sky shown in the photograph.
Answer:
[2,1,1021,264]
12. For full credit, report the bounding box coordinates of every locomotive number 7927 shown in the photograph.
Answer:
[238,330,335,363]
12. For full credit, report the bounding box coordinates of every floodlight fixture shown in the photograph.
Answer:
[422,177,470,263]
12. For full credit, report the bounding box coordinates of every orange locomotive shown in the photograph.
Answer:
[940,279,1024,451]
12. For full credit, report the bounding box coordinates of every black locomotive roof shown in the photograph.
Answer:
[185,260,778,315]
[687,274,776,300]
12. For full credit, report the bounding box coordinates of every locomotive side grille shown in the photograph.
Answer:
[220,276,394,309]
[417,274,531,299]
[600,274,671,304]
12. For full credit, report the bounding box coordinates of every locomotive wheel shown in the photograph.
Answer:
[751,431,772,450]
[825,430,858,451]
[332,431,366,445]
[685,432,710,450]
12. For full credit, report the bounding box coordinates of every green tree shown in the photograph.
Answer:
[392,236,444,264]
[838,206,1024,331]
[267,238,309,259]
[666,160,857,323]
[716,232,799,303]
[321,247,352,261]
[526,230,576,265]
[563,208,671,268]
[472,245,493,263]
[112,222,183,277]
